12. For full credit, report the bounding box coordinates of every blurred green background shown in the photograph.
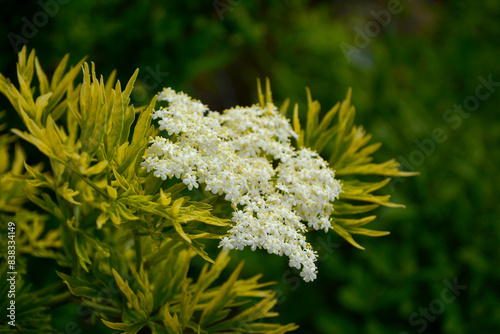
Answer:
[1,0,499,333]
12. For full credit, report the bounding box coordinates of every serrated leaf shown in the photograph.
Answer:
[345,227,390,237]
[292,103,303,147]
[172,220,191,244]
[339,192,404,208]
[56,271,100,298]
[332,224,365,250]
[101,319,146,333]
[279,97,289,116]
[333,215,377,228]
[187,240,214,264]
[34,57,49,95]
[112,268,148,319]
[256,78,265,108]
[163,303,183,334]
[34,92,52,124]
[332,202,379,216]
[83,160,108,176]
[75,232,91,272]
[200,262,243,327]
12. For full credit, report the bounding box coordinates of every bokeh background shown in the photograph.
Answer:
[1,0,499,333]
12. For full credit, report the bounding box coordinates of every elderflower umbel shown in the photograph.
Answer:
[141,87,342,282]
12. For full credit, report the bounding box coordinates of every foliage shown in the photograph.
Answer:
[284,84,416,249]
[0,44,413,332]
[1,0,499,333]
[0,114,57,332]
[0,48,300,333]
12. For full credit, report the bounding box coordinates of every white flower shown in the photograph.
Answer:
[142,87,343,281]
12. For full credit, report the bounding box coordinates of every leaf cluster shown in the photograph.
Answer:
[0,48,297,333]
[259,78,417,249]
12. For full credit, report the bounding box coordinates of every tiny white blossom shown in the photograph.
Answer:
[142,87,343,281]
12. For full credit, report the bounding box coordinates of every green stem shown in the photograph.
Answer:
[45,291,73,308]
[56,156,109,199]
[82,300,121,317]
[36,280,65,295]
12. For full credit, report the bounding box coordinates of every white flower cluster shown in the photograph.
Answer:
[141,87,342,282]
